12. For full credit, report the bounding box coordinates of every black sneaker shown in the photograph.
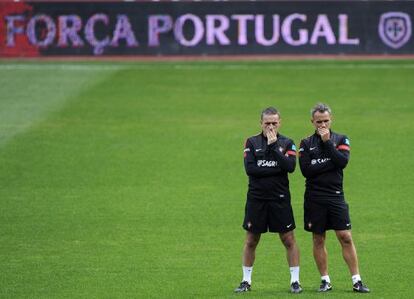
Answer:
[290,281,303,294]
[234,281,251,293]
[318,280,332,292]
[353,281,370,293]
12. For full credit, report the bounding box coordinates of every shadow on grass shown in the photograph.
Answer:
[228,287,370,298]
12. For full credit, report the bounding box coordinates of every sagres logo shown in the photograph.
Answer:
[378,12,412,49]
[257,160,277,167]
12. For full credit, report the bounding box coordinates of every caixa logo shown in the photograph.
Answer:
[378,12,412,49]
[311,158,330,165]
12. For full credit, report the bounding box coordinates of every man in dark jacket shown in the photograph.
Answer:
[299,103,369,293]
[235,107,301,294]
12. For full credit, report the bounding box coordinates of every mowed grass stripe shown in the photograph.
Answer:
[0,61,413,298]
[0,65,124,147]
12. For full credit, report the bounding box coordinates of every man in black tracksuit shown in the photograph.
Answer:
[299,103,369,293]
[234,107,302,294]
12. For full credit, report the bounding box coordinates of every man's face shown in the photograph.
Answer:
[261,113,281,135]
[312,111,332,132]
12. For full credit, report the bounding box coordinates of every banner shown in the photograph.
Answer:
[1,1,413,57]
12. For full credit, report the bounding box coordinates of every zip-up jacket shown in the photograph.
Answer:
[244,133,296,201]
[299,131,350,199]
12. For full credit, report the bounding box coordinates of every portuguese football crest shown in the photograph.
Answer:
[378,12,412,49]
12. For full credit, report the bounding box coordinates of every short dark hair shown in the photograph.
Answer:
[311,103,332,117]
[261,107,280,120]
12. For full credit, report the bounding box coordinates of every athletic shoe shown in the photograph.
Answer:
[318,280,332,292]
[290,281,303,293]
[234,281,251,293]
[353,281,370,293]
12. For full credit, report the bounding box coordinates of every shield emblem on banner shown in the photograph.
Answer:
[378,12,412,49]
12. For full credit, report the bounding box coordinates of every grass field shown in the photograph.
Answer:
[0,60,413,298]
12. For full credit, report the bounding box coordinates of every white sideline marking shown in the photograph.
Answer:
[0,64,126,71]
[171,63,414,70]
[0,63,413,71]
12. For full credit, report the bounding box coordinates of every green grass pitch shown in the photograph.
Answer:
[0,60,413,298]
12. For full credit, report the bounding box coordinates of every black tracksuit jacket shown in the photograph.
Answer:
[299,131,351,200]
[243,133,297,201]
